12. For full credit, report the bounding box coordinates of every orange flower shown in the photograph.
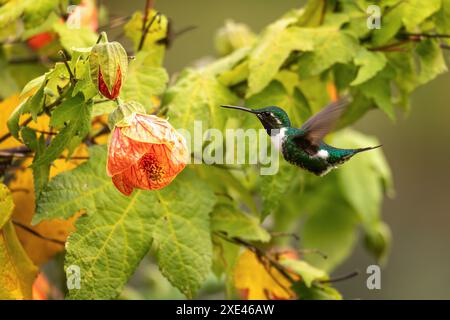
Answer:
[107,113,188,196]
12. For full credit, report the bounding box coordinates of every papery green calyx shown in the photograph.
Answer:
[108,100,147,129]
[89,32,128,98]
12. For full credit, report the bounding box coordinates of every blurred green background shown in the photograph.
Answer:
[107,0,450,299]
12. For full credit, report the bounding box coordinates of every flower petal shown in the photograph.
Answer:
[120,114,178,148]
[124,144,186,191]
[112,173,134,196]
[107,127,149,176]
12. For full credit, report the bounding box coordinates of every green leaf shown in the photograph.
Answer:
[0,183,14,229]
[217,60,249,87]
[247,23,314,96]
[333,129,393,260]
[22,80,46,121]
[257,159,298,220]
[92,100,117,117]
[193,165,259,215]
[280,259,328,287]
[22,0,59,29]
[334,129,392,226]
[292,281,342,300]
[297,0,326,27]
[436,0,450,43]
[401,0,442,31]
[371,5,404,46]
[121,51,169,108]
[7,98,29,140]
[297,75,331,114]
[297,28,358,78]
[358,72,395,120]
[205,47,250,77]
[150,171,215,299]
[351,49,387,86]
[215,20,255,56]
[33,98,92,167]
[73,53,98,100]
[124,10,168,67]
[212,235,240,297]
[20,75,45,97]
[33,135,51,199]
[35,146,216,299]
[21,128,50,199]
[53,23,98,53]
[246,80,310,127]
[50,94,86,129]
[211,203,270,242]
[0,0,28,29]
[22,11,59,39]
[338,92,374,128]
[364,221,391,264]
[164,69,238,138]
[301,178,358,271]
[416,39,448,85]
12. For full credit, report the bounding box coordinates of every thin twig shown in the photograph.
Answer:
[369,40,411,52]
[298,248,328,260]
[13,220,65,246]
[137,1,161,52]
[0,117,33,144]
[270,231,300,241]
[216,232,297,284]
[59,50,75,83]
[402,32,450,39]
[320,271,360,284]
[30,129,58,136]
[0,149,89,161]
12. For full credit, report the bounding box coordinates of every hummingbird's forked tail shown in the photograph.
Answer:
[354,145,382,154]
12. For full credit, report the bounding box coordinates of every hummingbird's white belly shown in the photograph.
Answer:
[270,128,287,151]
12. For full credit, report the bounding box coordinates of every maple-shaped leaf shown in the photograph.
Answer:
[247,20,314,97]
[35,146,216,299]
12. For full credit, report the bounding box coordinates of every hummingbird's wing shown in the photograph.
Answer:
[293,96,350,155]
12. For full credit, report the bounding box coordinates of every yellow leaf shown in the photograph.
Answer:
[11,145,87,265]
[0,94,51,149]
[0,95,22,149]
[0,94,87,265]
[0,220,38,299]
[0,183,14,228]
[234,249,298,300]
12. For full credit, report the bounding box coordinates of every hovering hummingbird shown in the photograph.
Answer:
[221,97,381,176]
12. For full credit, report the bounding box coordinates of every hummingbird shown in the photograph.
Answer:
[221,97,381,176]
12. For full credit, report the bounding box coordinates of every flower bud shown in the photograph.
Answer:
[89,33,128,100]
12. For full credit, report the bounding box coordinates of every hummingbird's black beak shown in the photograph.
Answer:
[221,105,256,114]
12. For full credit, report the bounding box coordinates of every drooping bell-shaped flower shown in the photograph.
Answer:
[107,102,188,196]
[89,33,128,100]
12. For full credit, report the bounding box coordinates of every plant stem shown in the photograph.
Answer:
[137,0,160,52]
[59,50,76,84]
